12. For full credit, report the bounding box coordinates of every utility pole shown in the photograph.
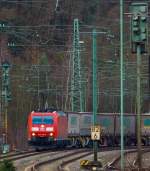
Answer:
[130,3,148,170]
[92,29,97,162]
[80,29,112,170]
[90,29,103,170]
[137,43,142,169]
[71,19,82,112]
[120,0,124,170]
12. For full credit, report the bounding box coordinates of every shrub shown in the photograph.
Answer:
[0,160,16,171]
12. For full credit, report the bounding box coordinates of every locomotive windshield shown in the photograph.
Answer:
[32,116,54,124]
[43,116,54,124]
[32,116,42,124]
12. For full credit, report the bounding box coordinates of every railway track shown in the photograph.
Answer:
[30,147,134,171]
[0,150,36,161]
[0,150,43,162]
[57,147,127,171]
[0,148,92,171]
[31,149,92,171]
[24,148,91,171]
[1,146,149,171]
[57,151,94,171]
[0,148,65,162]
[57,146,150,171]
[30,146,126,171]
[106,147,150,171]
[0,146,115,162]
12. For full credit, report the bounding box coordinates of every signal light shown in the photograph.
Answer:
[2,61,11,102]
[131,15,140,43]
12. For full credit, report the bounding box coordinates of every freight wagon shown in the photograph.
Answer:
[67,112,150,147]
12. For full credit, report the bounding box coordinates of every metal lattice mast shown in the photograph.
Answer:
[71,19,82,112]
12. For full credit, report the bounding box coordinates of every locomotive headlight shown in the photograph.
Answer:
[32,127,39,131]
[32,132,36,136]
[50,132,53,136]
[46,127,54,131]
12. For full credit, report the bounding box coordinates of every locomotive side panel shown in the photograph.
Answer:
[27,113,32,141]
[68,113,80,136]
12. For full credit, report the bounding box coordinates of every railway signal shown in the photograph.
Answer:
[2,61,11,103]
[131,3,148,53]
[131,15,140,42]
[130,2,148,170]
[0,21,9,33]
[1,61,11,153]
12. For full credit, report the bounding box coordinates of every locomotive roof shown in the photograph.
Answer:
[31,110,66,116]
[33,108,58,112]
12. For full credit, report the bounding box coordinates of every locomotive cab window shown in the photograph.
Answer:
[32,116,54,124]
[32,116,42,124]
[43,116,54,124]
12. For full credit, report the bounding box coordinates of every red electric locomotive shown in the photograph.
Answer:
[27,109,68,147]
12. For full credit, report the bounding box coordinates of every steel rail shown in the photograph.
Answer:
[107,147,150,170]
[32,149,91,171]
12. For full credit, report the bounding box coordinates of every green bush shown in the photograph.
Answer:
[0,160,16,171]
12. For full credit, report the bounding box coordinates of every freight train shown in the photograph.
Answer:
[27,109,150,148]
